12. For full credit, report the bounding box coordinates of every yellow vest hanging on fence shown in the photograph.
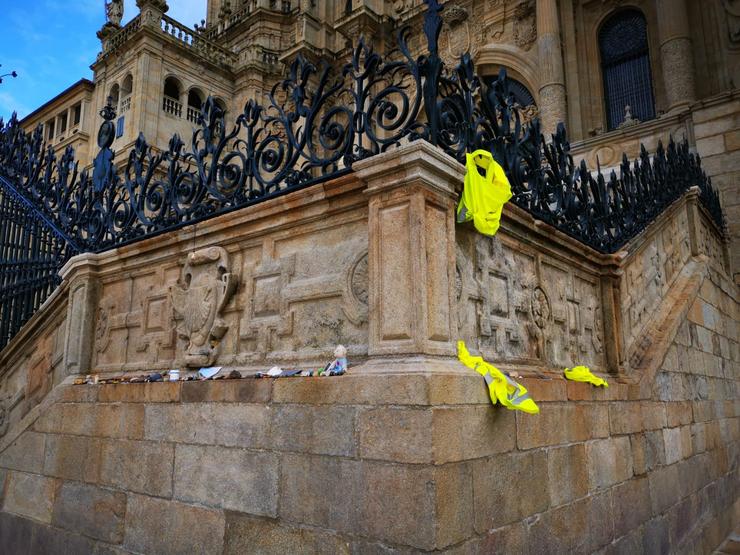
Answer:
[456,150,512,237]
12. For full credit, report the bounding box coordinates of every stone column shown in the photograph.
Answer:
[656,0,696,111]
[537,0,567,137]
[354,141,464,358]
[59,254,102,376]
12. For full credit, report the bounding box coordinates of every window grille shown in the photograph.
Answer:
[116,116,125,138]
[599,10,655,130]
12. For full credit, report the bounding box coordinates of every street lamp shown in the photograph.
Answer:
[0,65,18,85]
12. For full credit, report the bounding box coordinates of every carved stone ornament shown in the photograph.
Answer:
[513,0,536,50]
[441,5,485,65]
[722,0,740,44]
[106,0,124,26]
[170,247,237,368]
[350,253,369,306]
[0,396,8,437]
[531,286,551,329]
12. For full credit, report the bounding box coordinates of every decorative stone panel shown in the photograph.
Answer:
[456,228,606,371]
[170,247,238,368]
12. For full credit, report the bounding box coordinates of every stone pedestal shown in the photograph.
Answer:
[656,0,696,111]
[355,141,464,358]
[537,0,567,137]
[59,254,102,376]
[136,0,169,27]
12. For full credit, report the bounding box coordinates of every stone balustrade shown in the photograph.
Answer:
[161,95,182,118]
[103,15,141,54]
[119,96,131,115]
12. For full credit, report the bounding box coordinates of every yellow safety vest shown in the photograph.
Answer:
[457,341,539,414]
[456,150,512,237]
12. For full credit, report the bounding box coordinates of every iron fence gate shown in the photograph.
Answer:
[0,178,77,349]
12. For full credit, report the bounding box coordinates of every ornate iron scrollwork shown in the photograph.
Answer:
[0,0,726,350]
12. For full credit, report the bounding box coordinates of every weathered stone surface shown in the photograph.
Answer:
[586,437,633,490]
[43,434,102,483]
[279,454,441,550]
[359,407,430,463]
[181,379,271,403]
[0,468,6,505]
[433,406,516,463]
[124,494,225,555]
[528,491,613,553]
[95,403,146,439]
[274,405,356,457]
[630,434,648,476]
[98,382,181,403]
[173,444,278,516]
[32,517,99,555]
[279,454,361,536]
[548,443,589,506]
[144,403,271,448]
[224,513,350,555]
[476,522,527,555]
[0,512,34,554]
[359,461,437,550]
[56,385,98,403]
[649,463,682,514]
[663,426,683,464]
[99,439,174,498]
[3,471,57,523]
[609,402,643,434]
[427,374,489,405]
[606,527,643,555]
[612,477,651,538]
[641,402,668,429]
[472,450,549,532]
[434,462,474,548]
[0,431,46,473]
[517,404,608,449]
[666,401,694,427]
[272,374,429,406]
[52,482,126,543]
[642,515,671,554]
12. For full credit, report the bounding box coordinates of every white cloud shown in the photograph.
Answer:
[123,0,206,27]
[0,91,32,121]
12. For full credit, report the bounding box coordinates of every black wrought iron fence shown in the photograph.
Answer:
[0,176,78,349]
[0,0,726,350]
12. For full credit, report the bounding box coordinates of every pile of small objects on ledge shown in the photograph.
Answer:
[73,345,349,385]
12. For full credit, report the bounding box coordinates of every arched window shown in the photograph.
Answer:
[187,88,204,123]
[483,75,537,108]
[120,74,133,114]
[109,84,120,110]
[214,98,227,115]
[599,10,655,130]
[163,76,181,100]
[162,76,183,117]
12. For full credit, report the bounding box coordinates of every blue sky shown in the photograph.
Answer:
[0,1,207,121]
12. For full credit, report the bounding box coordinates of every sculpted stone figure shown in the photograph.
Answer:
[170,247,237,368]
[106,0,124,26]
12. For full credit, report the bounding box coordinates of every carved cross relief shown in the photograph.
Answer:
[237,246,369,361]
[459,233,606,370]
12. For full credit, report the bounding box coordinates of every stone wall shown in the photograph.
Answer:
[693,91,740,284]
[0,143,736,553]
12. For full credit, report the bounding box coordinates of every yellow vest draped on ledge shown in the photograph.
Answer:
[457,341,540,414]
